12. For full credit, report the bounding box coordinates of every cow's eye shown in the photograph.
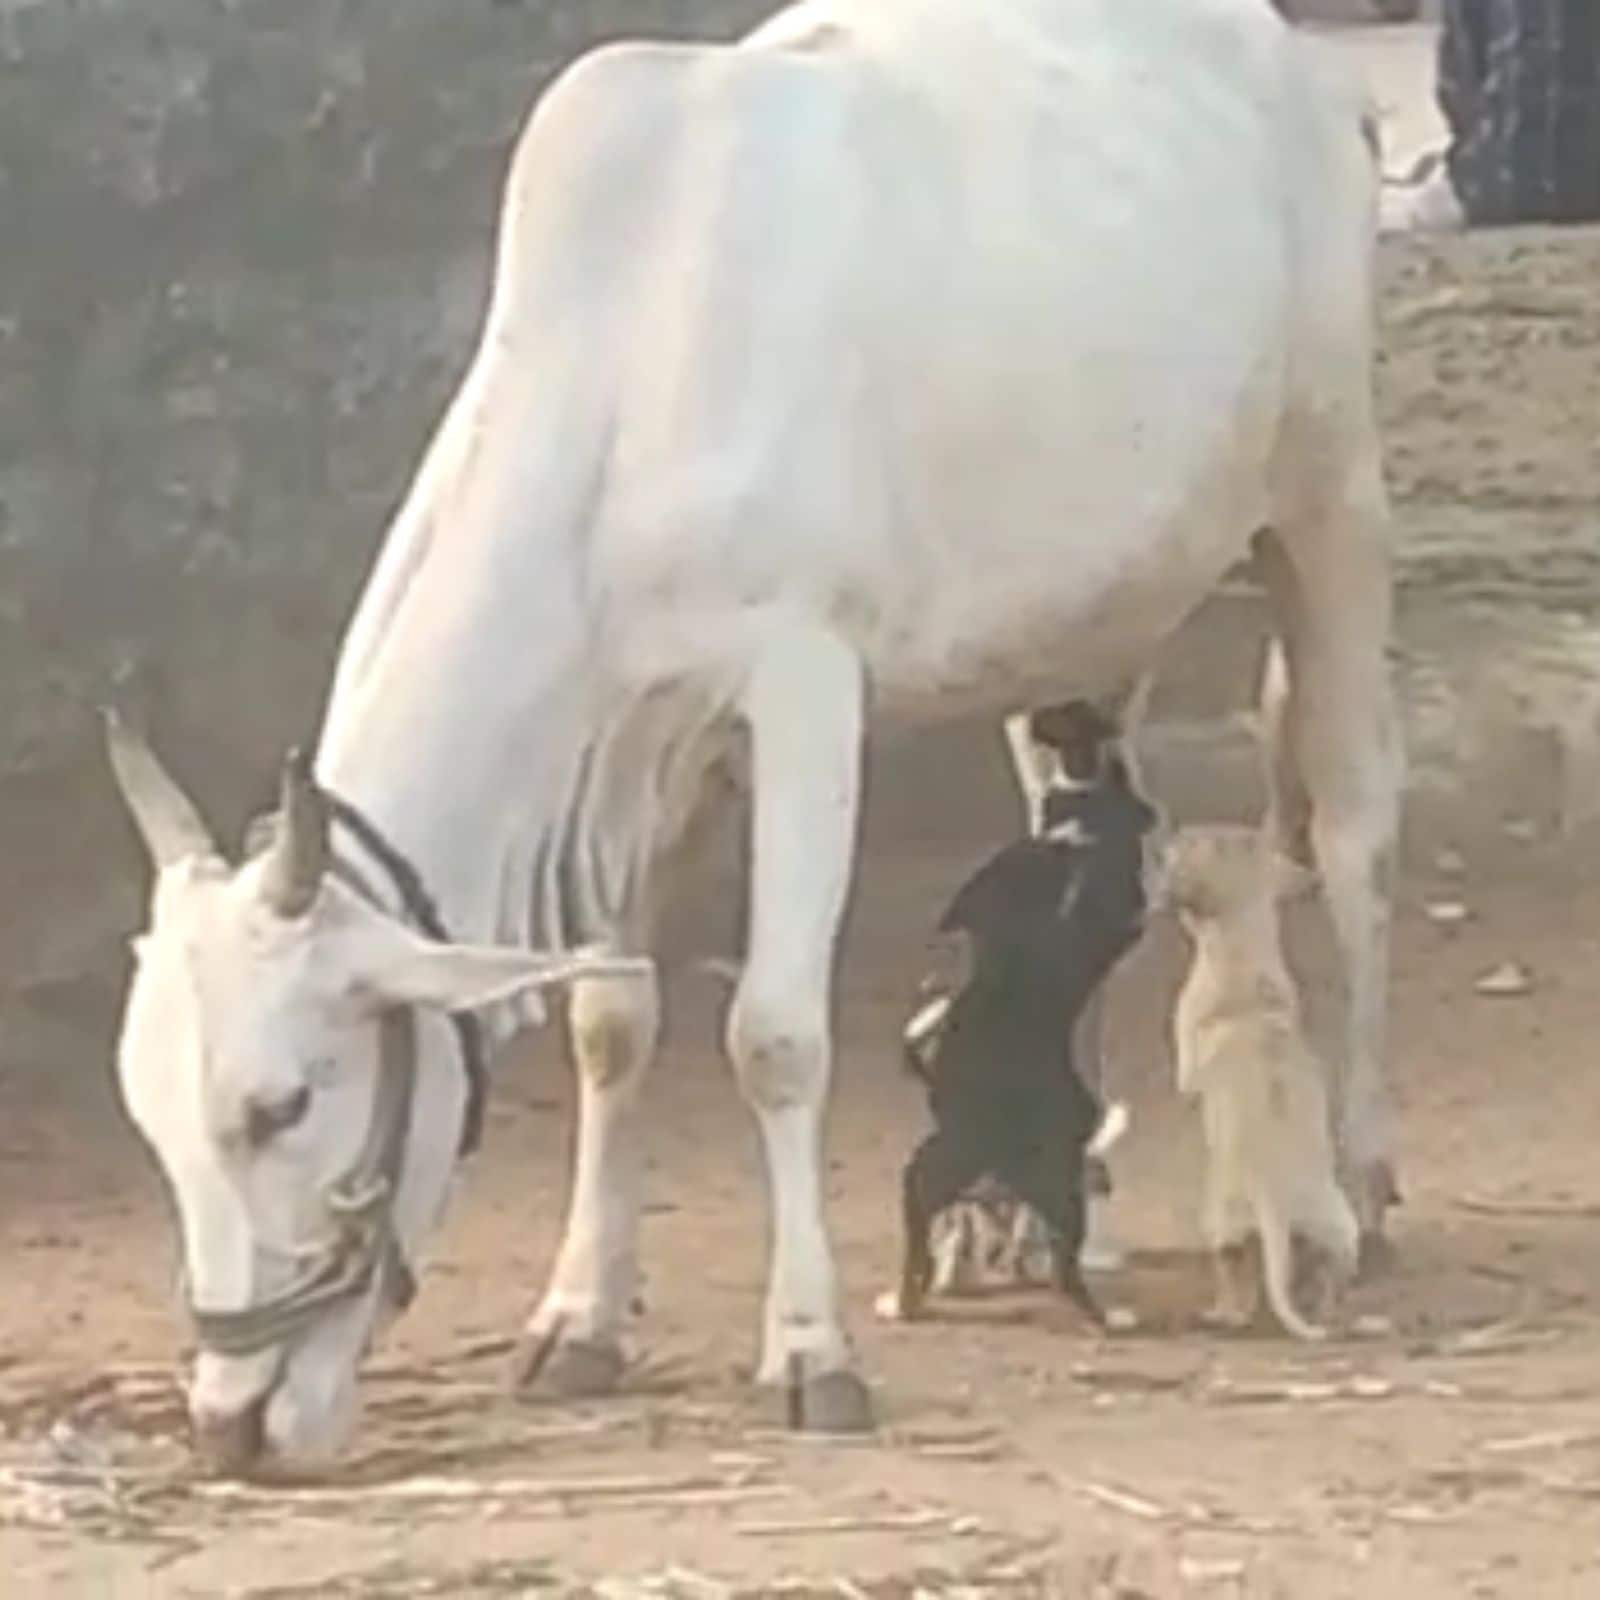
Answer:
[244,1085,312,1150]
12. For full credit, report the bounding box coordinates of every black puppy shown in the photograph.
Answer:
[892,748,1158,1324]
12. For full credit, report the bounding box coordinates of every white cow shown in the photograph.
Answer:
[107,0,1399,1472]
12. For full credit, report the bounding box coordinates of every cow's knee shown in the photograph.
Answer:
[569,971,659,1089]
[727,987,829,1111]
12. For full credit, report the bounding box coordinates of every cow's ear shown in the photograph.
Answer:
[333,899,653,1016]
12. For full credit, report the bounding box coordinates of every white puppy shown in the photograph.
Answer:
[1163,825,1358,1341]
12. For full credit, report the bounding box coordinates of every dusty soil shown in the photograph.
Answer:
[4,122,1600,1600]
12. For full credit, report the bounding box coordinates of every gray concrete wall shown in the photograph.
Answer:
[0,0,771,1055]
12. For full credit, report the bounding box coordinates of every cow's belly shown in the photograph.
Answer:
[603,424,1271,727]
[850,539,1242,719]
[844,429,1274,719]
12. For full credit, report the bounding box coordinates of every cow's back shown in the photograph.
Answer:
[475,2,1377,711]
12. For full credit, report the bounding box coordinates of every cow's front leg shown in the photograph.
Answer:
[514,968,660,1397]
[726,623,872,1433]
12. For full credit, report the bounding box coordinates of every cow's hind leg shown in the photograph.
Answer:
[726,622,872,1432]
[1257,453,1402,1265]
[514,968,660,1397]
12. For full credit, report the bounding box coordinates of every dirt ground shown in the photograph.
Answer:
[5,57,1600,1600]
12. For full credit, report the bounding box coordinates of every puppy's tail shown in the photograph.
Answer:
[1254,1192,1327,1343]
[1087,1100,1131,1160]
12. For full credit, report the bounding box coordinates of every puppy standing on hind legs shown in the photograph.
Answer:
[910,699,1150,1299]
[1008,695,1153,1274]
[880,729,1157,1327]
[1164,824,1360,1342]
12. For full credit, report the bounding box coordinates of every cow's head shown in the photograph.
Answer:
[106,715,647,1475]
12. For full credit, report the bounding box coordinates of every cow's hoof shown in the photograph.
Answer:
[797,1370,877,1434]
[1356,1230,1396,1282]
[762,1367,877,1435]
[1346,1158,1401,1278]
[1352,1160,1401,1281]
[1372,1159,1403,1212]
[510,1331,625,1399]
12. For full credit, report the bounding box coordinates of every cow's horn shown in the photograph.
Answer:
[103,708,217,869]
[261,747,328,918]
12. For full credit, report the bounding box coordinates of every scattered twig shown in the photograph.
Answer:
[224,1483,792,1523]
[1067,1364,1195,1395]
[1479,1429,1600,1457]
[735,1509,948,1538]
[1417,1463,1527,1496]
[1072,1480,1170,1522]
[1434,1319,1569,1359]
[912,1439,1004,1462]
[894,1424,1001,1448]
[446,1334,517,1363]
[1455,1194,1600,1220]
[1203,1510,1292,1537]
[365,1382,506,1410]
[743,1429,879,1450]
[1204,1375,1393,1406]
[1385,1503,1461,1526]
[194,1469,771,1509]
[1179,1556,1247,1586]
[1468,1262,1530,1285]
[1534,1475,1600,1501]
[334,1418,633,1485]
